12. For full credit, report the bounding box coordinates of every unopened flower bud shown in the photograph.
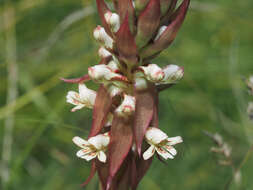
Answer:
[162,65,184,83]
[106,84,122,97]
[139,64,165,83]
[98,47,112,58]
[88,64,117,81]
[107,60,120,73]
[134,73,149,91]
[115,94,136,116]
[104,11,120,33]
[154,26,167,41]
[88,64,128,86]
[93,26,113,49]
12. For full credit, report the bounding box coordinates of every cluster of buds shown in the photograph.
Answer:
[246,76,253,121]
[63,0,190,189]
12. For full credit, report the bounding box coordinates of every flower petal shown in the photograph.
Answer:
[71,104,85,112]
[78,83,97,107]
[98,151,107,163]
[155,147,174,159]
[143,145,156,160]
[164,145,177,156]
[76,148,92,157]
[66,91,80,105]
[78,151,97,161]
[72,136,90,148]
[145,127,168,144]
[167,136,183,145]
[88,134,110,150]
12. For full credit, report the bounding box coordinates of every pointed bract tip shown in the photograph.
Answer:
[106,176,113,190]
[60,74,90,84]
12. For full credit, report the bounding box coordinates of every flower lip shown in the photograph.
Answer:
[145,127,168,144]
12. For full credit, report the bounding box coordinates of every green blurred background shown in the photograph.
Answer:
[1,0,253,189]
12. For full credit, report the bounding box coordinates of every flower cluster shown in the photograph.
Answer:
[63,0,190,189]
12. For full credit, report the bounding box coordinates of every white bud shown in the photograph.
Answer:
[140,64,164,82]
[154,26,167,41]
[98,47,112,58]
[107,60,120,72]
[107,84,122,97]
[88,64,116,81]
[88,64,127,85]
[162,64,184,83]
[115,94,136,116]
[104,11,120,33]
[93,26,114,49]
[134,77,148,91]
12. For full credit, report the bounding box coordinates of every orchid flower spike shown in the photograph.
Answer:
[66,83,96,112]
[93,26,114,49]
[143,127,183,160]
[72,133,110,163]
[115,94,136,117]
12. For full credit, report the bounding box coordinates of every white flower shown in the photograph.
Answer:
[115,94,136,116]
[98,47,112,58]
[143,127,183,160]
[93,26,114,49]
[154,26,167,41]
[66,83,96,112]
[72,133,110,163]
[104,11,120,33]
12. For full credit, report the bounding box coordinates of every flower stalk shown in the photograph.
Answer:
[63,0,190,189]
